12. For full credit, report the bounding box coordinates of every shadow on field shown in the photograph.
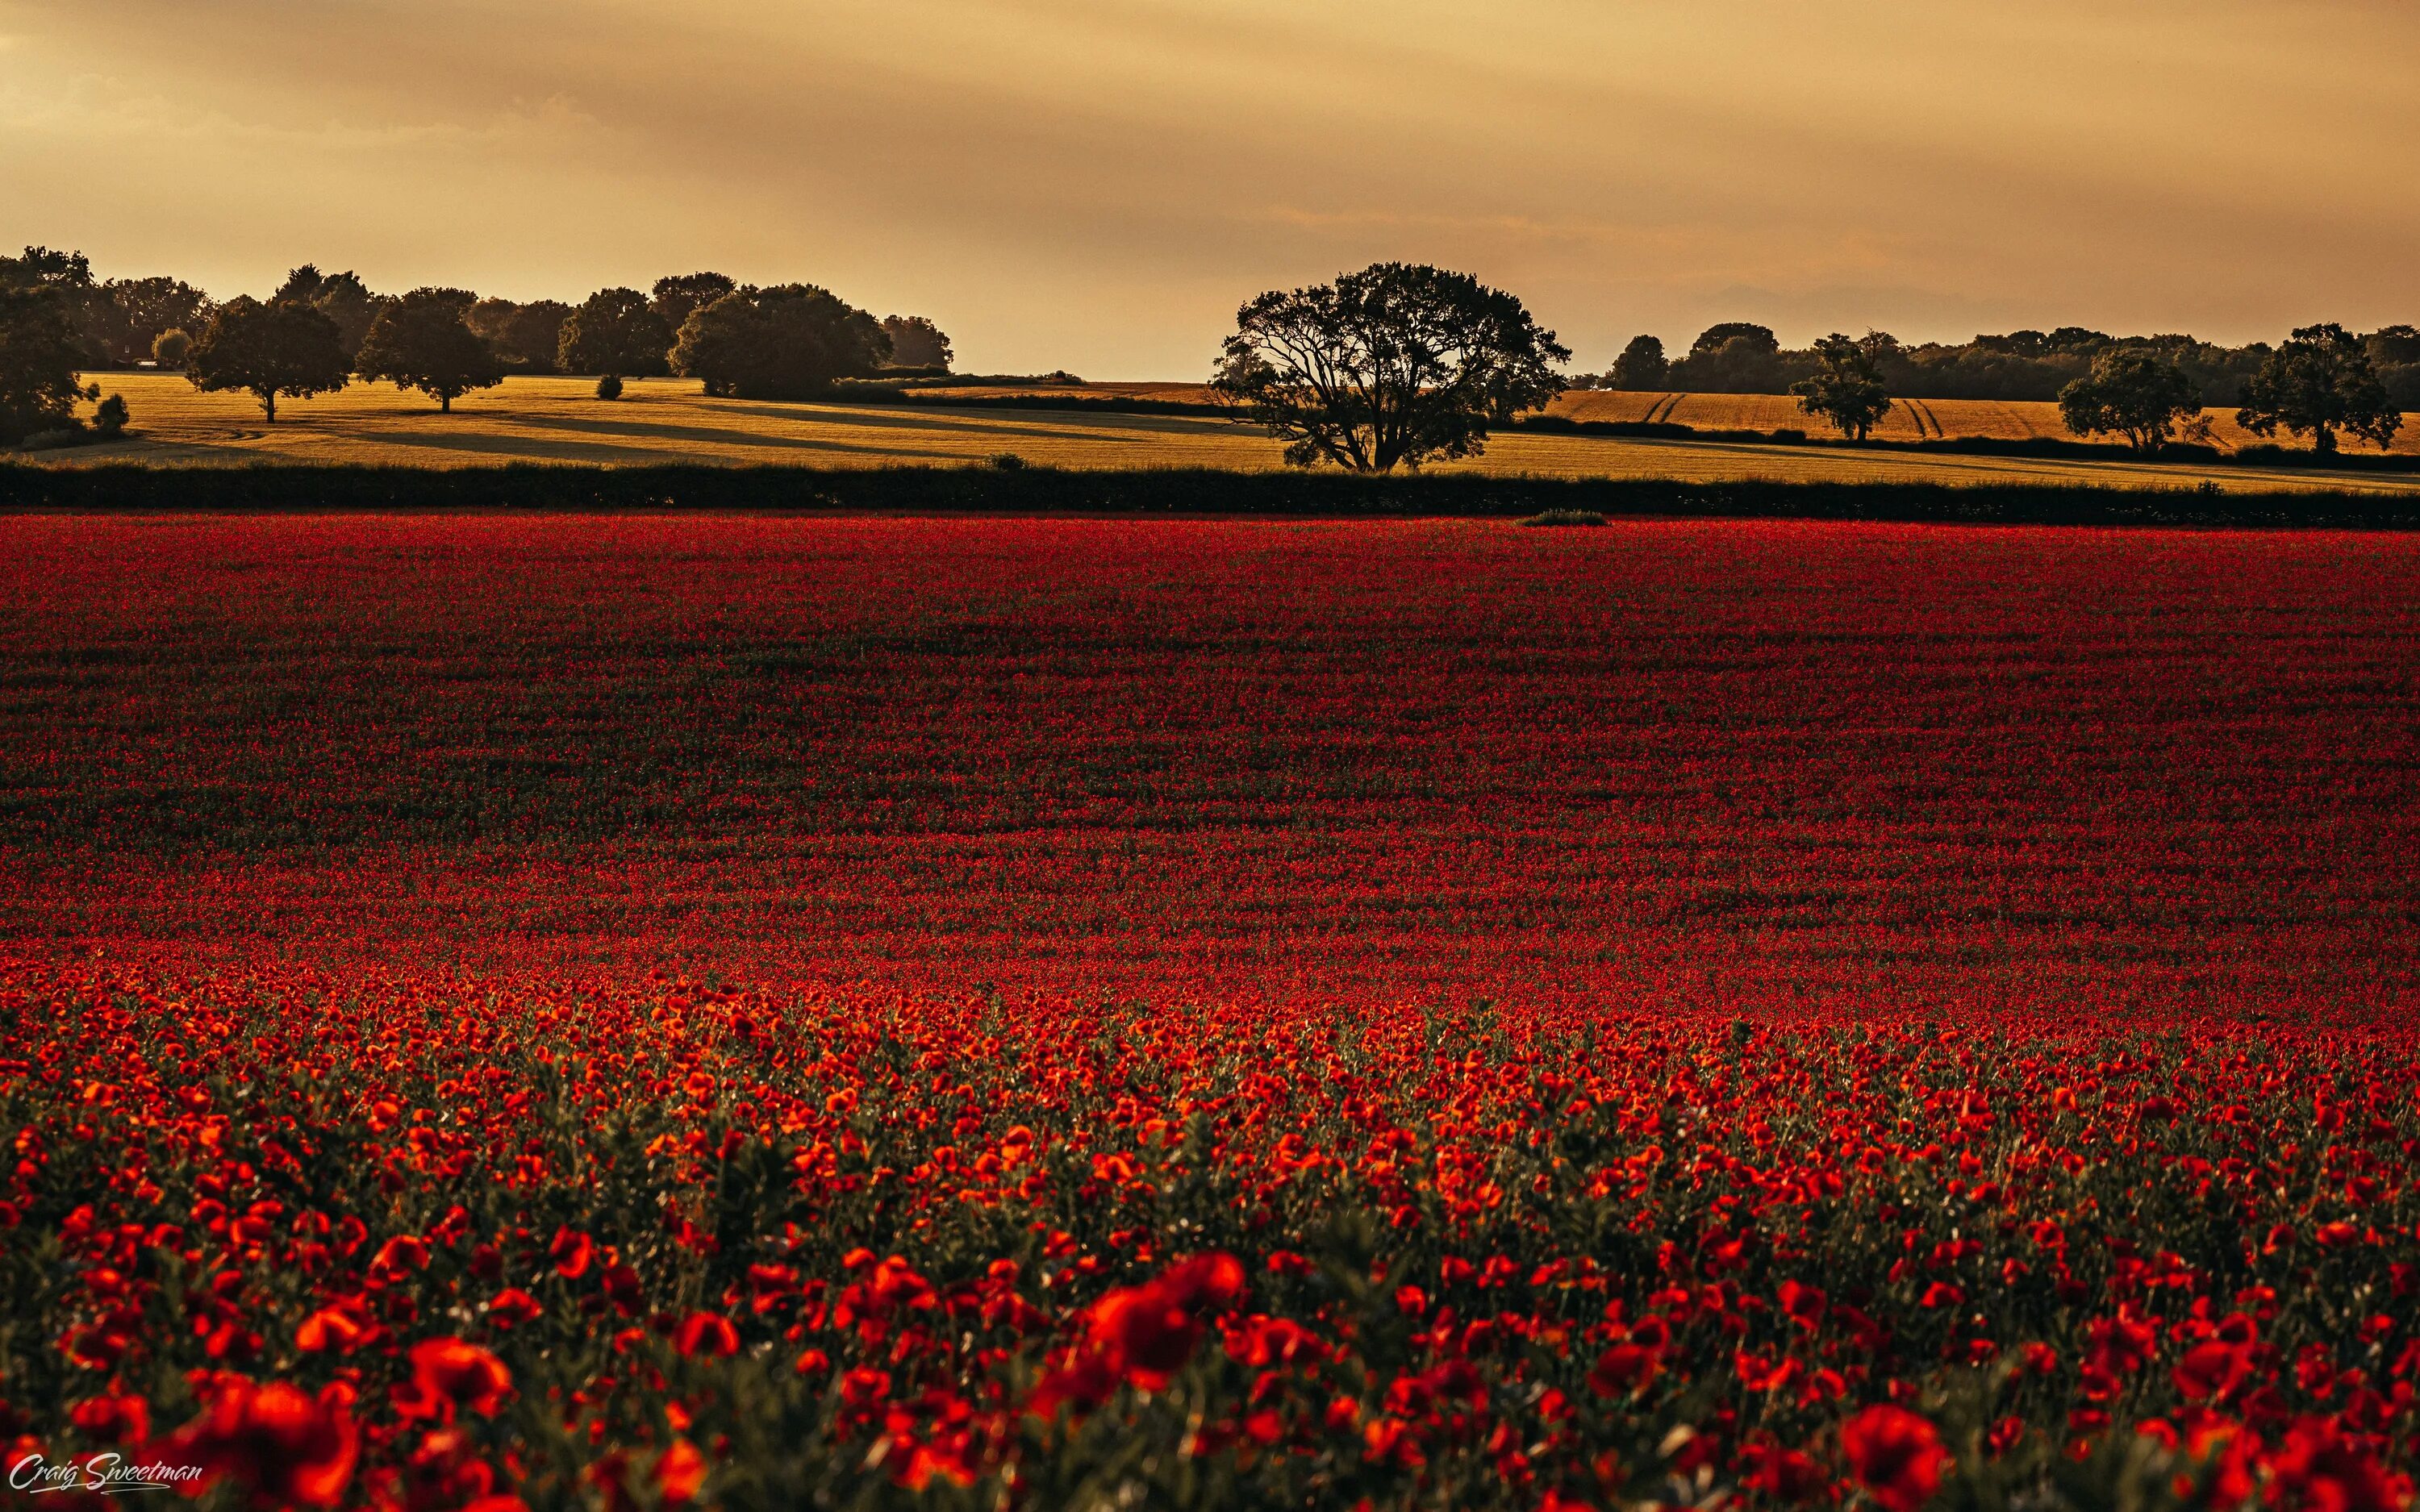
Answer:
[749,402,1230,445]
[498,412,967,462]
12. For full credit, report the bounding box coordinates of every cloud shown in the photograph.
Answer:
[3,0,2415,373]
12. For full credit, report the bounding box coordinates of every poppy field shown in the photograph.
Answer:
[1,514,2416,1512]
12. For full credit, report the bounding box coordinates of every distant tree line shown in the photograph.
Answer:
[1,244,954,435]
[1583,321,2420,412]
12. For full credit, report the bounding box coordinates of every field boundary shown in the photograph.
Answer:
[7,463,2420,528]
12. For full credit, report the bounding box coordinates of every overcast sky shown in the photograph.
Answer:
[5,1,2415,376]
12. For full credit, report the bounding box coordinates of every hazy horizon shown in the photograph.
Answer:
[6,0,2416,377]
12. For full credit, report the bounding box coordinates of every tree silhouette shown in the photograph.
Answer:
[650,273,738,336]
[881,315,954,370]
[187,296,350,422]
[273,266,386,365]
[355,289,507,412]
[1608,335,1669,390]
[0,281,91,444]
[671,285,891,399]
[559,289,671,378]
[1788,333,1893,441]
[1211,263,1568,472]
[2238,324,2402,453]
[2058,349,2204,452]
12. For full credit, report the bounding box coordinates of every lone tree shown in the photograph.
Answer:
[2058,348,2204,452]
[672,284,891,399]
[881,314,953,370]
[2237,323,2402,453]
[1608,335,1669,390]
[1210,262,1568,472]
[355,288,508,412]
[558,288,671,378]
[1789,333,1893,441]
[649,273,738,335]
[187,295,351,422]
[152,328,192,369]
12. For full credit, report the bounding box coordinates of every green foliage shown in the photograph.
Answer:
[0,281,92,445]
[273,264,386,364]
[1608,334,1670,390]
[2058,350,2205,452]
[186,295,353,422]
[1790,333,1895,441]
[672,284,892,400]
[2238,324,2403,454]
[469,297,574,373]
[150,327,192,369]
[559,288,673,377]
[649,271,739,335]
[355,288,509,412]
[882,314,955,371]
[1212,262,1570,472]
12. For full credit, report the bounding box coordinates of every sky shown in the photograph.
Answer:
[4,1,2416,377]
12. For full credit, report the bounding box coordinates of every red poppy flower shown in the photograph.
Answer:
[675,1310,741,1358]
[407,1338,512,1419]
[1841,1404,1951,1512]
[169,1379,358,1510]
[549,1227,595,1280]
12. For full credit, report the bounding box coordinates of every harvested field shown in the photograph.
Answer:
[35,374,2420,493]
[1547,389,2420,453]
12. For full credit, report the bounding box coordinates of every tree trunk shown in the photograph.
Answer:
[262,390,276,423]
[440,394,452,414]
[2314,426,2338,454]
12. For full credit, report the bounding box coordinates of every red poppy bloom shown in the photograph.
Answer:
[169,1379,358,1510]
[1841,1405,1951,1512]
[407,1338,513,1418]
[675,1310,741,1358]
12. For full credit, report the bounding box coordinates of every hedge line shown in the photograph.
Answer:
[6,462,2418,527]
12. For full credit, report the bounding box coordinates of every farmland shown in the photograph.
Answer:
[2,515,2416,1509]
[37,373,2420,494]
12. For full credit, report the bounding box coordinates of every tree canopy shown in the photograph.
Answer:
[881,314,954,370]
[558,289,672,377]
[273,266,386,365]
[0,279,92,444]
[671,284,891,399]
[186,296,351,422]
[650,273,738,336]
[1210,262,1568,472]
[355,289,508,412]
[469,298,574,373]
[2058,349,2204,452]
[1608,335,1669,391]
[2237,323,2402,453]
[1788,334,1893,441]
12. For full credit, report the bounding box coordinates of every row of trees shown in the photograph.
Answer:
[2,246,957,432]
[1780,324,2404,454]
[1588,323,2420,410]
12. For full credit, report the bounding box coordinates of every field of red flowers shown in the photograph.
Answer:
[1,515,2415,1511]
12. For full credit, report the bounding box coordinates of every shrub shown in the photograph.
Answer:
[94,393,128,437]
[1521,507,1608,527]
[596,374,624,401]
[989,452,1028,471]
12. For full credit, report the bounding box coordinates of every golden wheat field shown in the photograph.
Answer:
[33,373,2420,494]
[1548,389,2420,453]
